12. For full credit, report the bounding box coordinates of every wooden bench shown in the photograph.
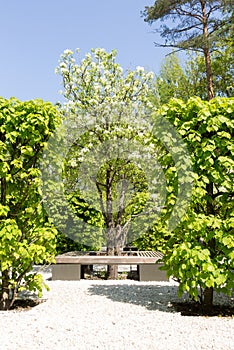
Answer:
[52,251,168,281]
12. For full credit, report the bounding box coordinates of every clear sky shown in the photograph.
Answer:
[0,0,172,104]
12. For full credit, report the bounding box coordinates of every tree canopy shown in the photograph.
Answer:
[143,0,233,52]
[46,48,163,277]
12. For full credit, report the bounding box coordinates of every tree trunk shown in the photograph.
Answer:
[202,182,215,308]
[0,269,15,311]
[203,47,214,100]
[203,287,214,309]
[202,236,215,308]
[103,173,128,279]
[106,225,124,279]
[201,0,214,100]
[106,246,118,279]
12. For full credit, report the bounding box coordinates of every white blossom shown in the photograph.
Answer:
[136,66,145,72]
[63,49,73,55]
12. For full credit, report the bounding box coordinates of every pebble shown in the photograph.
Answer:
[0,272,233,350]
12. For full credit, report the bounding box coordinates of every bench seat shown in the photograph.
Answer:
[52,251,168,282]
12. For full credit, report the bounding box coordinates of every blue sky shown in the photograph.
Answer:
[0,0,173,104]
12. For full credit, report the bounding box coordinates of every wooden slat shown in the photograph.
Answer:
[55,255,162,265]
[137,251,163,258]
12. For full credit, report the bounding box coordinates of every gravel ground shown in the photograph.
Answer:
[0,268,233,350]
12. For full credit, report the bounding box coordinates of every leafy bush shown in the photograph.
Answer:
[154,97,234,307]
[0,97,61,310]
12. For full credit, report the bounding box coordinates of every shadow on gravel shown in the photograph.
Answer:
[10,299,45,311]
[88,283,181,313]
[172,301,234,317]
[88,283,234,317]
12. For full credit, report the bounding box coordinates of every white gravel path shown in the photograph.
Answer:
[0,269,233,350]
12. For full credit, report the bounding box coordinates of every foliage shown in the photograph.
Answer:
[152,35,233,106]
[0,97,60,310]
[55,231,96,255]
[150,53,190,107]
[184,40,234,99]
[151,97,234,306]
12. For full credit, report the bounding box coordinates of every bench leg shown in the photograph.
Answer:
[81,265,93,278]
[138,264,168,282]
[52,264,81,280]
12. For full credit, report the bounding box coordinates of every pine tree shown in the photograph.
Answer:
[143,0,234,100]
